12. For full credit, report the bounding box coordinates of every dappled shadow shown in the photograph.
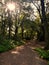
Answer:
[0,41,47,65]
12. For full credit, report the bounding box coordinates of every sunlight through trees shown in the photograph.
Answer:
[0,0,49,52]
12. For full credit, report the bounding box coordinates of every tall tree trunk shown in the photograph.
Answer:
[2,20,5,36]
[33,1,45,41]
[9,20,11,39]
[40,0,49,49]
[15,26,18,39]
[21,21,24,39]
[21,26,24,39]
[8,10,11,39]
[1,15,5,37]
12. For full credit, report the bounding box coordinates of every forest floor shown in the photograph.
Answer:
[0,40,48,65]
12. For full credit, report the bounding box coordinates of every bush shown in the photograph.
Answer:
[0,39,25,53]
[14,40,25,46]
[48,62,49,65]
[0,39,14,53]
[0,34,25,53]
[35,48,49,60]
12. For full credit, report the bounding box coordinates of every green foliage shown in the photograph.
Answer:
[48,62,49,65]
[0,37,25,53]
[0,39,14,53]
[35,48,49,60]
[47,13,49,22]
[14,40,25,46]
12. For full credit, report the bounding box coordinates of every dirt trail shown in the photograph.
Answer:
[0,40,47,65]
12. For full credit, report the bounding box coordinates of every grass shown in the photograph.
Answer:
[48,62,49,65]
[0,39,14,53]
[35,48,49,60]
[35,48,49,65]
[0,39,25,53]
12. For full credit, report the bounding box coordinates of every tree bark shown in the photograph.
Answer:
[7,10,12,39]
[40,0,49,49]
[15,26,18,38]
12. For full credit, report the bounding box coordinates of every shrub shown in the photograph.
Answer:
[35,48,49,60]
[14,40,25,46]
[48,62,49,65]
[0,39,14,53]
[0,38,25,53]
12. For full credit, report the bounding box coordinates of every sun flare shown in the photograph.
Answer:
[7,2,15,11]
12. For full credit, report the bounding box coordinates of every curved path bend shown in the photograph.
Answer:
[0,41,47,65]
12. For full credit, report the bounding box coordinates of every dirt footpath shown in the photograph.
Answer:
[0,41,47,65]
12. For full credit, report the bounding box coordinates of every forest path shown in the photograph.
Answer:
[0,40,47,65]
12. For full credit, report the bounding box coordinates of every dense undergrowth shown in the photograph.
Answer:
[35,48,49,65]
[0,38,25,53]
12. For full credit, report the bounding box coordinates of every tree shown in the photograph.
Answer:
[7,10,12,39]
[39,0,49,49]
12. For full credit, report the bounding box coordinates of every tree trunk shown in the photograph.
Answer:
[8,10,12,39]
[40,0,49,49]
[21,27,24,39]
[15,26,18,39]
